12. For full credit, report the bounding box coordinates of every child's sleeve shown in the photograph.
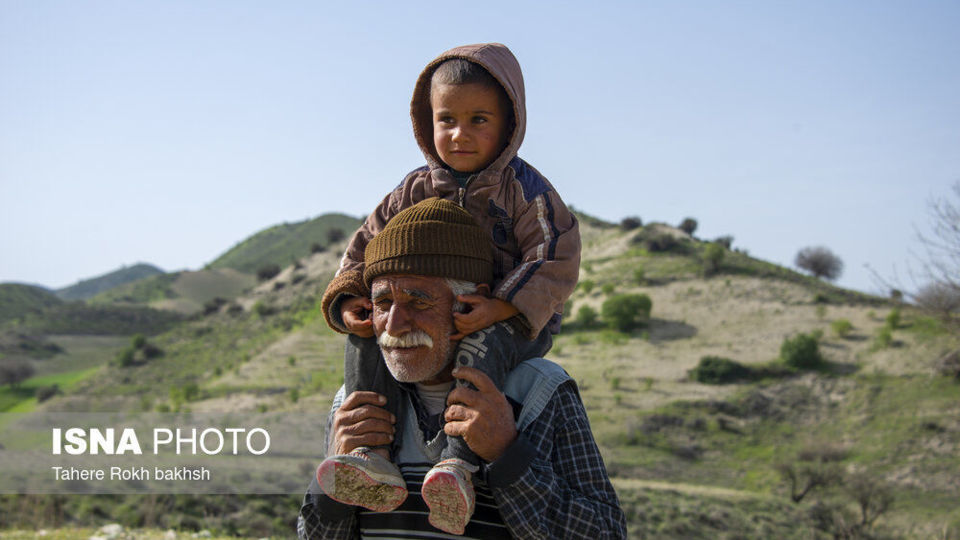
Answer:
[494,188,580,338]
[320,192,398,333]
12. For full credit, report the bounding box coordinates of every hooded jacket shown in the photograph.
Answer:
[321,43,580,337]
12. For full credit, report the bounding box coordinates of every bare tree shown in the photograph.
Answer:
[795,246,844,281]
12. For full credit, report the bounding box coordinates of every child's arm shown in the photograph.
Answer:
[320,196,397,334]
[494,185,580,338]
[320,168,437,334]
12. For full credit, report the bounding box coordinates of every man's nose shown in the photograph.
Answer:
[385,303,412,335]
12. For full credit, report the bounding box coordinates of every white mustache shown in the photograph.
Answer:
[378,330,434,349]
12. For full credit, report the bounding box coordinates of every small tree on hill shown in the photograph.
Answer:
[795,246,844,281]
[602,293,653,332]
[620,216,642,231]
[256,264,281,282]
[326,228,346,244]
[679,217,698,236]
[780,333,824,369]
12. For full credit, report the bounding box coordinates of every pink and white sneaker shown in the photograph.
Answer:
[316,446,408,512]
[421,458,478,535]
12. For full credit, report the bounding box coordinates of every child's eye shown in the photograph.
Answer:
[438,115,455,124]
[472,116,488,124]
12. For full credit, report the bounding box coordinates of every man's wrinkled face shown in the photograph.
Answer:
[371,274,456,384]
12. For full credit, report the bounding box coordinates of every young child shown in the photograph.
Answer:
[316,43,580,535]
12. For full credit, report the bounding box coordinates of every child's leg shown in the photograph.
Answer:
[440,322,552,465]
[342,334,403,453]
[317,334,408,513]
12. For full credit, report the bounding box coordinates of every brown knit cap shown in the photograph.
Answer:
[364,198,493,288]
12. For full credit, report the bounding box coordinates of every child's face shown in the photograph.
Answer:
[430,82,510,173]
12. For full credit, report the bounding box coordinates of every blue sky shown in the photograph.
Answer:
[2,1,958,294]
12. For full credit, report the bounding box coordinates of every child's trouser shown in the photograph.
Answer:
[341,322,552,466]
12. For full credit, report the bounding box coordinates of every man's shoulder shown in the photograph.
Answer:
[504,358,575,431]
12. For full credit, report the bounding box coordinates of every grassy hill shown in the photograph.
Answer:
[208,213,361,274]
[55,263,164,301]
[91,269,256,315]
[2,209,958,538]
[0,284,62,324]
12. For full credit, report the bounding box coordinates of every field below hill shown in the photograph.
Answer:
[1,214,958,538]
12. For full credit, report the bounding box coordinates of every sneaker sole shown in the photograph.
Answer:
[422,471,471,535]
[316,461,407,512]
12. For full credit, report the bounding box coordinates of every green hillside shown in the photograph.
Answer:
[2,210,958,538]
[55,263,164,301]
[0,283,62,324]
[208,213,361,274]
[90,269,255,315]
[10,303,183,336]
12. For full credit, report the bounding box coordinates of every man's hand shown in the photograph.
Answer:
[328,391,395,456]
[341,296,374,338]
[451,296,518,340]
[443,367,517,462]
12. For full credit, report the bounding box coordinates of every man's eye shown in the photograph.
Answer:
[374,299,392,309]
[414,300,431,310]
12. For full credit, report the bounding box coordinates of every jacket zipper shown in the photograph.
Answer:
[457,175,476,207]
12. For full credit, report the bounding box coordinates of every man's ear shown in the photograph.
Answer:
[475,283,492,297]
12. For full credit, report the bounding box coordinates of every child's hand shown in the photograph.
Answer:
[341,296,374,338]
[451,296,518,340]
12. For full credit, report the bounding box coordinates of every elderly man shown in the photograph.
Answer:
[297,198,626,538]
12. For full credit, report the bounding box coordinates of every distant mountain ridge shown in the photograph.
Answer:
[207,213,361,273]
[55,263,164,301]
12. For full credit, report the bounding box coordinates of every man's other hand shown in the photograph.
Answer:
[341,296,374,337]
[443,366,517,462]
[329,391,395,455]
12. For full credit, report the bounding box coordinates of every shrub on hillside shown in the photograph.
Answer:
[256,264,281,282]
[688,356,752,384]
[142,343,164,359]
[714,235,734,249]
[579,280,595,294]
[831,319,854,338]
[795,246,843,281]
[703,243,725,276]
[602,293,652,332]
[576,305,598,328]
[639,231,682,253]
[679,217,698,235]
[780,333,824,369]
[116,347,136,367]
[0,360,34,387]
[36,384,60,403]
[601,283,615,295]
[310,242,326,254]
[874,326,893,349]
[885,308,901,329]
[327,228,346,243]
[203,297,227,315]
[633,267,646,285]
[620,216,642,230]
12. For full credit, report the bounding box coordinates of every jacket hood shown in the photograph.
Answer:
[410,43,526,177]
